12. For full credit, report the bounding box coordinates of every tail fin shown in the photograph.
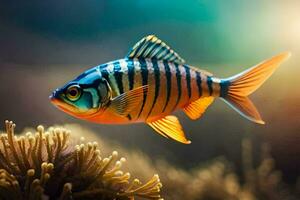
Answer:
[220,52,291,124]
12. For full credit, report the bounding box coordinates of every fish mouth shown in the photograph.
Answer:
[50,96,76,115]
[50,89,77,115]
[50,91,101,118]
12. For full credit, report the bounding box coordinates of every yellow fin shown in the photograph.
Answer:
[147,115,191,144]
[183,97,214,120]
[127,35,186,64]
[221,52,290,124]
[220,95,264,124]
[110,85,148,116]
[227,52,290,96]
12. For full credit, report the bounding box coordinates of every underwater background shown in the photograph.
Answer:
[0,0,300,199]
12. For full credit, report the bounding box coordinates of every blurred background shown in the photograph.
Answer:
[0,0,299,198]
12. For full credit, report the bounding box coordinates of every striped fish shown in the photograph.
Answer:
[50,35,290,144]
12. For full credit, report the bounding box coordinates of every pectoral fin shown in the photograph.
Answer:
[110,85,148,116]
[147,115,191,144]
[183,97,214,120]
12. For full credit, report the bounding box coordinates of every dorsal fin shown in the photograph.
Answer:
[126,35,185,64]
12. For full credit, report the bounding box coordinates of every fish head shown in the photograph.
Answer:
[50,68,112,119]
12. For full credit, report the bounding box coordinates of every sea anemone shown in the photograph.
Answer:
[0,120,163,200]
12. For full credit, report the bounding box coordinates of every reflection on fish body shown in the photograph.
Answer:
[50,35,290,144]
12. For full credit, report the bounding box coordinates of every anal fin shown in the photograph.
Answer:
[183,97,214,120]
[147,115,191,144]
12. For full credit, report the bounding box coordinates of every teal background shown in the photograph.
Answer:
[0,0,299,183]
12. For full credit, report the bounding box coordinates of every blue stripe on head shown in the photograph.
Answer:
[74,67,98,81]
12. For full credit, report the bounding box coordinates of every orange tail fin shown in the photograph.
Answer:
[220,52,291,124]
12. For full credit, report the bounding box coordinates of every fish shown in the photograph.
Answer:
[50,35,290,144]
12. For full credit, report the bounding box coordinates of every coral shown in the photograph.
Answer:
[63,123,299,200]
[158,138,298,200]
[0,120,163,200]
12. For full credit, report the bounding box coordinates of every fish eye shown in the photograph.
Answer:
[66,85,81,101]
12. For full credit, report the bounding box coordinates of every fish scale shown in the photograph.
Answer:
[97,57,214,122]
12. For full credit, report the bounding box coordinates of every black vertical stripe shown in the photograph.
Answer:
[127,114,132,120]
[128,59,135,90]
[220,80,230,98]
[99,63,108,70]
[162,61,171,112]
[99,64,109,80]
[113,61,124,94]
[195,71,202,97]
[207,76,213,96]
[172,63,182,111]
[137,58,148,118]
[184,65,191,99]
[147,59,160,117]
[98,64,111,103]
